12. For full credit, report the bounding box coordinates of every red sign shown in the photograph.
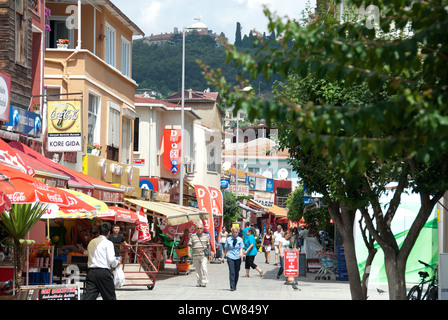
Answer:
[194,184,215,252]
[283,249,299,277]
[0,71,11,122]
[208,186,223,246]
[133,159,145,166]
[163,129,181,175]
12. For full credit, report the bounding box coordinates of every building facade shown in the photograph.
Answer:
[43,0,145,197]
[135,93,222,205]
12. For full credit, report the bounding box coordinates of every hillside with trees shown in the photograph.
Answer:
[131,24,281,98]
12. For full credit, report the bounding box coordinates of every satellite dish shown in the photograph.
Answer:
[262,170,273,178]
[277,168,288,180]
[222,161,231,171]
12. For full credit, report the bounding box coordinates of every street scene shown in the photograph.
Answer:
[113,253,389,301]
[0,0,447,303]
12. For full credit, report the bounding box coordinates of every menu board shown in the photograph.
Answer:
[18,284,80,300]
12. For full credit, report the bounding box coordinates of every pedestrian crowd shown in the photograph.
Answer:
[81,220,315,299]
[190,223,309,291]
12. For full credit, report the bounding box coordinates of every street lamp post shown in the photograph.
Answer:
[179,18,207,206]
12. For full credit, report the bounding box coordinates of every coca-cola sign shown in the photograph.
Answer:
[9,192,26,202]
[47,100,82,152]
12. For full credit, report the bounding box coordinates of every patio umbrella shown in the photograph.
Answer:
[41,189,107,220]
[99,206,138,223]
[0,190,11,213]
[0,163,72,206]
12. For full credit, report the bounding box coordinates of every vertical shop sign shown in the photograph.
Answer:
[208,186,223,247]
[47,100,82,152]
[0,71,12,122]
[194,184,215,252]
[164,129,181,175]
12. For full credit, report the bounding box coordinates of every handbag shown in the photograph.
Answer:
[197,233,211,257]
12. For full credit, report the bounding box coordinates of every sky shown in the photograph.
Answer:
[111,0,317,43]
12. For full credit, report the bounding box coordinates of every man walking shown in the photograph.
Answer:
[273,225,284,266]
[83,222,120,300]
[188,222,212,287]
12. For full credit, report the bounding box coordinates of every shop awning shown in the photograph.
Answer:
[8,141,124,203]
[124,198,209,225]
[238,202,265,215]
[247,199,289,218]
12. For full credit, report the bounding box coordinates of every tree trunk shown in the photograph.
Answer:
[361,247,377,299]
[328,203,365,300]
[383,248,407,300]
[13,243,25,295]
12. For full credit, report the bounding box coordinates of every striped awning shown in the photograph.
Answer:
[124,198,209,225]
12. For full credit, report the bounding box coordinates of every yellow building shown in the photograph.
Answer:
[43,0,144,197]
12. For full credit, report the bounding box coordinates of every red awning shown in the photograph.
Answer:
[12,147,69,188]
[8,141,124,203]
[9,141,94,194]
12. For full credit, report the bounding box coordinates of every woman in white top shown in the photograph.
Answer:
[219,227,228,260]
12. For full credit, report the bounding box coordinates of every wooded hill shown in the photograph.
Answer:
[131,28,281,98]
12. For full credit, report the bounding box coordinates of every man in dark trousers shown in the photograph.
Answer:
[83,222,120,300]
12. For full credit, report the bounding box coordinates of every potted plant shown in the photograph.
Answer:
[87,142,102,156]
[57,39,70,49]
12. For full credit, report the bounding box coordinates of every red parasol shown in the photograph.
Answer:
[0,163,72,206]
[0,190,11,213]
[98,206,138,223]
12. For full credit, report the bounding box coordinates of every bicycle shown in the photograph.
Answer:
[407,260,438,300]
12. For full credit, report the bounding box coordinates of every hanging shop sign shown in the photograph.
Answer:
[163,129,181,175]
[254,191,275,207]
[0,71,11,122]
[47,100,82,152]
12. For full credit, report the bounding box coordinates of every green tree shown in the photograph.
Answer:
[234,22,242,47]
[203,0,448,300]
[222,191,241,227]
[0,203,48,294]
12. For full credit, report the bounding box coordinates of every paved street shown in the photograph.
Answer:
[114,253,388,301]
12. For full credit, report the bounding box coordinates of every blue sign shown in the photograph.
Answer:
[304,197,315,205]
[139,179,155,190]
[266,178,274,192]
[4,105,42,138]
[220,179,230,189]
[171,159,178,166]
[170,166,179,174]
